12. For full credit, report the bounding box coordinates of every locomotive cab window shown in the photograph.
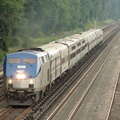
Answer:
[23,58,36,63]
[8,58,20,63]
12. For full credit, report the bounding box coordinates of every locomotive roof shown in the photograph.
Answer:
[55,37,85,46]
[7,49,47,58]
[38,42,67,55]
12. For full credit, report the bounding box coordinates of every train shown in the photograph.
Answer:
[3,29,103,105]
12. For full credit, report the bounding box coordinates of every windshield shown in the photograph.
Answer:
[5,52,41,79]
[23,58,36,63]
[8,58,20,63]
[8,58,36,64]
[6,57,38,78]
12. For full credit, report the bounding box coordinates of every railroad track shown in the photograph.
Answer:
[0,25,113,104]
[101,23,115,31]
[0,106,31,120]
[66,41,118,120]
[19,27,120,120]
[0,24,114,103]
[107,72,120,120]
[0,107,13,120]
[40,27,120,120]
[0,24,119,120]
[15,105,34,120]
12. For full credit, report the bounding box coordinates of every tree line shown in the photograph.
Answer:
[0,0,120,52]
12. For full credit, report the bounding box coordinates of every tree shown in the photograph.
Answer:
[0,0,25,51]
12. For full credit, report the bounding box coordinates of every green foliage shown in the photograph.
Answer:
[108,0,120,20]
[0,51,6,63]
[0,0,120,55]
[0,0,26,51]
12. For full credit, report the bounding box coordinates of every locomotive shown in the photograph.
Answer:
[3,29,103,105]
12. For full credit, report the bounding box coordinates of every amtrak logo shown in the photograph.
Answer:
[17,65,26,68]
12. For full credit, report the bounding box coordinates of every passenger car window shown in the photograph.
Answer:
[72,46,76,50]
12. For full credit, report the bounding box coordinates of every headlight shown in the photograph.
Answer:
[8,79,13,88]
[29,80,34,88]
[30,80,33,84]
[8,79,12,84]
[16,73,26,79]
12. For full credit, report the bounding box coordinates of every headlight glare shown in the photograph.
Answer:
[8,79,12,84]
[16,73,26,79]
[30,80,33,84]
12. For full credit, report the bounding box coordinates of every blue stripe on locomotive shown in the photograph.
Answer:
[4,52,40,79]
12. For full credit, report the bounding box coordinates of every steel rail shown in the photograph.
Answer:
[15,106,33,120]
[0,107,13,119]
[46,32,117,120]
[0,24,118,120]
[67,41,118,120]
[22,27,120,120]
[105,72,120,120]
